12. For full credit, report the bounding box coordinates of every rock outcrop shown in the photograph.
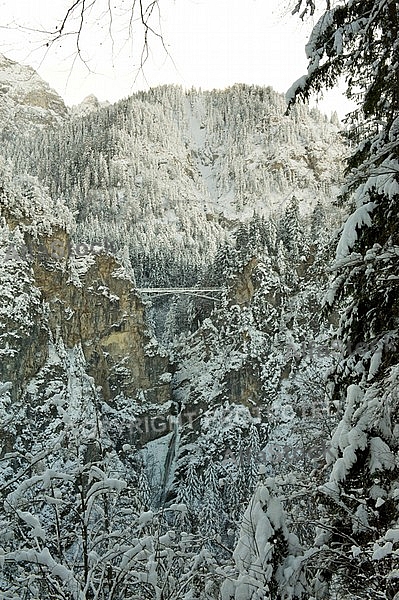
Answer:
[0,182,170,406]
[0,53,68,137]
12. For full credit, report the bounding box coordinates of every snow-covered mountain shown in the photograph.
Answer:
[0,53,68,137]
[0,57,350,599]
[3,83,345,290]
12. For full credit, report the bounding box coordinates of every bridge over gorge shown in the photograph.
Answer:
[136,288,225,301]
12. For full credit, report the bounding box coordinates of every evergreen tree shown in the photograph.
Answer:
[176,461,203,531]
[199,461,222,543]
[221,481,304,600]
[290,1,399,596]
[280,196,302,260]
[245,423,261,493]
[310,200,326,244]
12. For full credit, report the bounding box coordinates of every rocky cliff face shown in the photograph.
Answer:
[0,53,68,137]
[0,171,170,408]
[30,238,170,403]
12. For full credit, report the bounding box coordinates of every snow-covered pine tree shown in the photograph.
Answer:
[176,461,203,531]
[220,480,304,600]
[199,460,223,545]
[310,200,326,246]
[237,423,262,499]
[279,196,302,261]
[290,1,399,596]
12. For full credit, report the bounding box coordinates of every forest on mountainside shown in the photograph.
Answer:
[4,84,342,291]
[1,0,399,597]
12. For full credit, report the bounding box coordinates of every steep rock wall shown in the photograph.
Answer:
[1,221,170,405]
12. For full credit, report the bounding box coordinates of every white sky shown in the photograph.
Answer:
[0,0,352,118]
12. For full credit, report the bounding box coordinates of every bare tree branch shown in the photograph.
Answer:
[4,0,167,86]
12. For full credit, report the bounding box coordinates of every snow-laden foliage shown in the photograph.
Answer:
[289,1,399,597]
[221,480,306,600]
[0,343,221,599]
[0,222,42,359]
[0,156,74,236]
